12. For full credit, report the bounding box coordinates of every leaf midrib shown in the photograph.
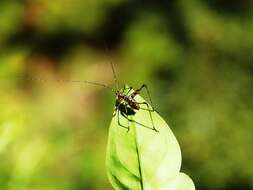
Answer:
[134,122,144,190]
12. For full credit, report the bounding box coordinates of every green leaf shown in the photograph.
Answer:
[106,86,195,190]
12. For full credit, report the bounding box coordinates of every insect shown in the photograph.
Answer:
[28,61,159,132]
[113,84,158,132]
[109,62,158,132]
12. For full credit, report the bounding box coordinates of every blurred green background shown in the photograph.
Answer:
[0,0,253,189]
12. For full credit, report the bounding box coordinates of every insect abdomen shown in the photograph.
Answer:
[128,101,140,110]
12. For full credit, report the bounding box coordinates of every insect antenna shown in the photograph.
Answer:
[103,42,119,91]
[110,61,119,90]
[22,75,115,91]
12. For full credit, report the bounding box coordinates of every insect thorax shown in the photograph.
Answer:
[115,94,137,116]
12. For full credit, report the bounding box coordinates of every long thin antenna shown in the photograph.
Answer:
[103,42,119,90]
[26,76,112,89]
[110,61,119,90]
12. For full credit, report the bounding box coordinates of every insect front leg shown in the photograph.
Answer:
[116,104,130,131]
[123,85,133,95]
[113,107,117,117]
[123,105,130,132]
[126,87,133,95]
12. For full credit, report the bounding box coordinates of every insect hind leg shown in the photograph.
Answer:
[120,111,158,132]
[132,84,159,113]
[138,102,158,132]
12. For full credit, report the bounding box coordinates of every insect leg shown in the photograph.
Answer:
[138,102,158,132]
[122,85,133,95]
[123,105,130,132]
[112,104,118,117]
[117,107,129,131]
[131,84,158,113]
[113,108,117,117]
[131,84,159,113]
[120,112,157,132]
[126,86,133,95]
